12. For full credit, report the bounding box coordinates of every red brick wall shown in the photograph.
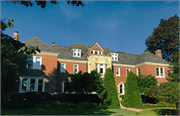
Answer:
[56,61,88,92]
[87,43,104,56]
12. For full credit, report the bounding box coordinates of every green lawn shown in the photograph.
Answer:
[2,107,137,115]
[137,107,177,115]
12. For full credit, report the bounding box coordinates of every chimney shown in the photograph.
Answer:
[155,49,162,58]
[52,42,55,46]
[13,31,19,41]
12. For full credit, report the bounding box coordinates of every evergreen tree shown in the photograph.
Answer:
[123,71,142,107]
[102,68,119,107]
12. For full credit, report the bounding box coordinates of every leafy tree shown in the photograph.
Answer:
[1,18,40,100]
[167,61,179,82]
[136,74,158,93]
[123,71,142,107]
[145,15,179,62]
[144,82,179,115]
[4,0,85,8]
[64,70,103,94]
[102,68,119,107]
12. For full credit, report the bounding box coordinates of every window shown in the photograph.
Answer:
[88,64,91,73]
[19,77,45,93]
[119,83,125,95]
[90,50,102,55]
[60,63,66,73]
[73,49,81,57]
[105,64,108,72]
[27,56,42,70]
[116,67,120,77]
[95,64,98,71]
[74,64,78,73]
[111,53,118,61]
[137,68,140,76]
[100,64,104,74]
[126,68,130,77]
[156,67,164,78]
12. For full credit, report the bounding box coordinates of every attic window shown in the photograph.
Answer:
[111,53,118,61]
[91,50,102,55]
[73,49,81,57]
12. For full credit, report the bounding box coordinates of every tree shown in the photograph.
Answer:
[136,74,158,93]
[1,18,40,100]
[144,82,179,115]
[167,61,179,82]
[145,15,179,62]
[123,71,142,107]
[4,0,85,8]
[101,68,119,107]
[64,70,103,94]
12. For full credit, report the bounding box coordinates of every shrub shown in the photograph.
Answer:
[119,95,125,100]
[136,74,157,93]
[123,71,142,107]
[101,68,119,107]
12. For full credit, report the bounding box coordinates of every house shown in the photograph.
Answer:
[13,32,170,95]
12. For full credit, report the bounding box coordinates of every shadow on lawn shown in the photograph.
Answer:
[153,109,177,115]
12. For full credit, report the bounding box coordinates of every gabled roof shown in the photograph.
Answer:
[89,42,104,51]
[23,37,169,65]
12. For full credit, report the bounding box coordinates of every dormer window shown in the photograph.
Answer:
[91,50,102,55]
[73,49,81,57]
[111,53,118,61]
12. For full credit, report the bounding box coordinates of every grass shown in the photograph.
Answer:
[2,107,137,115]
[137,107,177,115]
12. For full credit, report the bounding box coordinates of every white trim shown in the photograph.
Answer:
[73,64,79,73]
[111,53,118,61]
[117,82,125,95]
[126,68,130,77]
[156,67,165,78]
[58,59,88,63]
[136,68,140,76]
[27,56,42,70]
[113,63,134,67]
[60,63,66,73]
[135,62,169,67]
[37,52,59,56]
[61,81,65,93]
[90,42,104,51]
[90,50,102,55]
[19,76,45,93]
[73,49,81,57]
[116,67,120,77]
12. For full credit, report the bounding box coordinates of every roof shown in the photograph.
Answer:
[23,37,169,64]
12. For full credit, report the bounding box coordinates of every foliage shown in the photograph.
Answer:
[167,61,179,82]
[64,70,103,94]
[145,14,179,62]
[101,68,119,107]
[52,93,101,104]
[136,74,158,93]
[144,82,179,115]
[123,71,142,107]
[1,18,40,100]
[4,0,85,8]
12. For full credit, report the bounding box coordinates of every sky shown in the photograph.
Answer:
[1,0,179,55]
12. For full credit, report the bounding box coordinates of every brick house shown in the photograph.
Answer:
[14,33,170,95]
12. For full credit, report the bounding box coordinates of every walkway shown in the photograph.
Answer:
[119,97,143,112]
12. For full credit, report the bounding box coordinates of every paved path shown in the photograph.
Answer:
[119,96,143,112]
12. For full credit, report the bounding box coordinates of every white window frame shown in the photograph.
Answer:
[95,63,99,71]
[136,68,140,76]
[74,64,79,73]
[116,67,120,77]
[99,64,104,75]
[88,64,91,73]
[73,49,81,57]
[111,53,118,61]
[19,76,45,93]
[90,50,102,55]
[105,64,108,72]
[126,68,130,77]
[156,67,165,78]
[60,63,66,73]
[118,82,125,95]
[27,56,42,70]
